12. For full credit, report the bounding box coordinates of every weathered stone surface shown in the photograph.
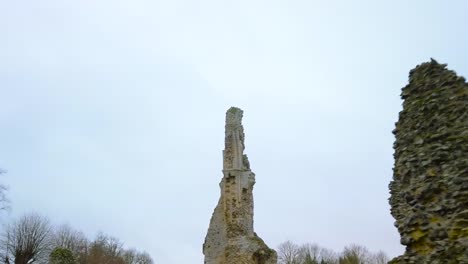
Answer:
[203,107,277,264]
[389,59,468,263]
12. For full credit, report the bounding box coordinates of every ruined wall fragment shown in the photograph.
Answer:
[389,59,468,263]
[203,107,277,264]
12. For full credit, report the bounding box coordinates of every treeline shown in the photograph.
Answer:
[0,170,154,264]
[277,241,389,264]
[0,213,154,264]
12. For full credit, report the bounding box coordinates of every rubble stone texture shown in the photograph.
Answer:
[203,107,277,264]
[389,59,468,264]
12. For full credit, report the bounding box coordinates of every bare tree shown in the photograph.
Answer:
[87,233,125,264]
[278,241,301,264]
[277,241,387,264]
[85,232,155,264]
[122,248,137,264]
[124,250,154,264]
[0,185,8,211]
[51,224,88,264]
[1,217,155,264]
[106,236,124,260]
[339,244,371,264]
[298,243,320,263]
[0,169,10,212]
[319,248,339,264]
[133,251,153,264]
[369,250,389,264]
[1,213,52,264]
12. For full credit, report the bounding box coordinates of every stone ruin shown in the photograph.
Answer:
[203,107,277,264]
[389,59,468,263]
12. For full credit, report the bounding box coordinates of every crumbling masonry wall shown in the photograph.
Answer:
[203,107,277,264]
[389,59,468,263]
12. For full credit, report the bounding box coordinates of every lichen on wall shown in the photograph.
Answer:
[389,59,468,263]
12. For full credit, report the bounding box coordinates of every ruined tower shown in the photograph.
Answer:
[203,107,277,264]
[389,60,468,263]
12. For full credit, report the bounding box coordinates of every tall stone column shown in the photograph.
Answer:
[389,59,468,263]
[203,107,277,264]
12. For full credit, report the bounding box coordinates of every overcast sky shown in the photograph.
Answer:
[1,0,468,263]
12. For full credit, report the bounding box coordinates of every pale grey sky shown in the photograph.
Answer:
[1,0,467,263]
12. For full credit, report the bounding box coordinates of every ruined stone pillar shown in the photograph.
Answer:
[203,107,277,264]
[389,59,468,263]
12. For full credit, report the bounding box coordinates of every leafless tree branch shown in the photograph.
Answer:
[0,169,10,212]
[1,213,52,264]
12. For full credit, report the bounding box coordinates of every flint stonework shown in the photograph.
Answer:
[389,60,468,263]
[203,107,277,264]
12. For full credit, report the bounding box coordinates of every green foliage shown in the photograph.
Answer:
[50,247,77,264]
